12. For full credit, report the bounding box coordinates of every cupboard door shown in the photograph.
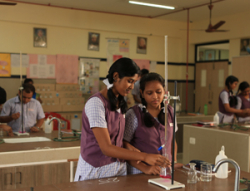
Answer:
[0,167,16,190]
[35,162,70,186]
[15,166,35,189]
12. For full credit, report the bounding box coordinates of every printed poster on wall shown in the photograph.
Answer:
[11,54,29,68]
[106,39,129,69]
[0,54,11,77]
[56,54,79,84]
[27,54,56,79]
[79,58,100,94]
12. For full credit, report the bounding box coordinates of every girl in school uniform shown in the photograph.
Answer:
[218,75,249,123]
[236,81,250,122]
[74,58,169,181]
[123,73,180,175]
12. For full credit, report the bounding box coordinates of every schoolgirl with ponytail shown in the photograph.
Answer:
[218,75,249,123]
[235,81,250,122]
[123,73,180,175]
[75,58,168,181]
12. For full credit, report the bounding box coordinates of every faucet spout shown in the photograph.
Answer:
[212,158,240,191]
[48,117,62,140]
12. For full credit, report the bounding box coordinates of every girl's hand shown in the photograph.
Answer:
[144,165,161,175]
[144,154,171,167]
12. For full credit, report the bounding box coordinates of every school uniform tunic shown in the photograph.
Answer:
[74,92,126,181]
[236,93,250,122]
[218,90,234,123]
[124,104,177,174]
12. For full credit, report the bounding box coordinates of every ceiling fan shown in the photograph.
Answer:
[0,1,16,6]
[205,0,227,32]
[182,0,229,33]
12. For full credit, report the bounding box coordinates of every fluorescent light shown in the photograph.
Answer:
[129,1,175,10]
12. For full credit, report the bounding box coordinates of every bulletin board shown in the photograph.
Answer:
[232,55,250,82]
[106,38,129,69]
[27,54,56,79]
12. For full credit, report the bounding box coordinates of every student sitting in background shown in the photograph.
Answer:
[0,87,14,136]
[0,84,45,133]
[124,73,181,175]
[24,78,43,104]
[236,81,250,122]
[218,75,249,123]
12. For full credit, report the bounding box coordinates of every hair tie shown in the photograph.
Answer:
[103,78,113,89]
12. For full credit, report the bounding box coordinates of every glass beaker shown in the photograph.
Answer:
[187,163,197,184]
[160,153,172,179]
[200,163,212,182]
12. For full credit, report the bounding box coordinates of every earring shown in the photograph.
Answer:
[113,78,117,82]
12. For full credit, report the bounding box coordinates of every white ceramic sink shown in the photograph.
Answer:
[3,137,51,143]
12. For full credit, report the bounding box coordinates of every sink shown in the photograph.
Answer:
[3,137,51,143]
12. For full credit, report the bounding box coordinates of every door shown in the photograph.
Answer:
[15,166,35,189]
[35,162,70,186]
[195,61,229,115]
[195,63,213,114]
[0,167,16,190]
[210,61,228,114]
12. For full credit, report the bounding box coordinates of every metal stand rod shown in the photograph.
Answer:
[171,81,177,184]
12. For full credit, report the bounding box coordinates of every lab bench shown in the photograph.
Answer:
[0,131,80,190]
[7,169,250,191]
[176,115,213,153]
[183,124,250,172]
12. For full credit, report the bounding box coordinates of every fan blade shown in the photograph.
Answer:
[0,2,16,5]
[212,21,225,30]
[180,29,205,31]
[213,30,229,32]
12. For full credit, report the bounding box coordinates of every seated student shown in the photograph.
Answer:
[24,78,43,104]
[74,58,169,181]
[0,83,45,133]
[236,81,250,122]
[124,73,181,175]
[218,75,249,123]
[0,87,13,136]
[132,69,149,104]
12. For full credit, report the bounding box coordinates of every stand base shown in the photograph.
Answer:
[148,178,185,190]
[14,132,30,136]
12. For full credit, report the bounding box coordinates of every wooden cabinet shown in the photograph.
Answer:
[0,167,16,190]
[35,162,70,186]
[195,61,228,115]
[0,162,70,190]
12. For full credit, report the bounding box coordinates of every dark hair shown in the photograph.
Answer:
[237,81,250,95]
[0,87,6,105]
[225,76,238,107]
[140,73,165,127]
[140,69,149,77]
[225,75,238,93]
[24,78,34,84]
[20,83,35,95]
[106,57,140,114]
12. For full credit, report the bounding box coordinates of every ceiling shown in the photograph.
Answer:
[2,0,250,22]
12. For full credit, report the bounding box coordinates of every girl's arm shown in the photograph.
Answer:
[92,127,168,167]
[223,103,248,114]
